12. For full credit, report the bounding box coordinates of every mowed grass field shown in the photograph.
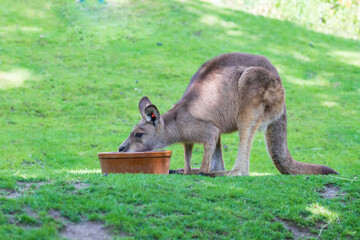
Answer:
[0,0,359,239]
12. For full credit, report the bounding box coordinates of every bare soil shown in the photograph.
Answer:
[275,217,318,240]
[319,183,345,199]
[71,181,90,190]
[0,181,49,199]
[49,209,114,240]
[60,221,112,240]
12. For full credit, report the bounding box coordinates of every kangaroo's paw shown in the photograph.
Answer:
[189,168,201,175]
[200,171,246,177]
[169,168,203,175]
[198,172,217,178]
[169,168,184,174]
[200,171,231,177]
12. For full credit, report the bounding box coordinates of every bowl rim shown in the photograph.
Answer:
[98,150,172,159]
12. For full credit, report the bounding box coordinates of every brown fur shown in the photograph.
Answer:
[119,53,338,176]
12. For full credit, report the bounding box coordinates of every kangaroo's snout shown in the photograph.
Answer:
[119,138,131,152]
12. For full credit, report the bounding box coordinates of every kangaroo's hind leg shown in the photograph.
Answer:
[204,67,285,177]
[205,115,261,177]
[187,136,225,175]
[210,136,225,171]
[231,117,261,175]
[184,143,194,174]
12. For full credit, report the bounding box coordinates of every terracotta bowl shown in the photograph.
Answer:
[97,151,172,175]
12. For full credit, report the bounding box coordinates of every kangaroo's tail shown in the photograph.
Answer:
[265,106,338,175]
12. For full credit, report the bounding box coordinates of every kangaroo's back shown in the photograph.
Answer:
[187,53,279,89]
[177,53,282,133]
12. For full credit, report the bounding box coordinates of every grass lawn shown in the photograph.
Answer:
[0,0,359,239]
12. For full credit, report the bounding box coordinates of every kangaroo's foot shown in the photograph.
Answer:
[169,168,202,175]
[169,168,184,174]
[200,170,248,177]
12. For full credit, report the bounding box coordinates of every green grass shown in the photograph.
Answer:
[1,171,359,239]
[204,0,360,40]
[0,0,359,239]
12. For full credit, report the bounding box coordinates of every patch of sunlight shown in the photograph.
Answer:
[25,9,46,18]
[18,172,41,179]
[67,169,101,174]
[106,0,129,6]
[202,0,359,40]
[0,68,32,89]
[292,52,310,62]
[272,64,286,75]
[331,50,360,67]
[268,46,310,62]
[185,5,203,15]
[200,15,237,28]
[200,0,241,10]
[250,172,274,176]
[20,26,43,32]
[204,181,216,187]
[44,2,52,9]
[226,29,243,36]
[322,101,338,107]
[0,26,43,33]
[229,186,243,190]
[285,75,329,87]
[306,203,339,223]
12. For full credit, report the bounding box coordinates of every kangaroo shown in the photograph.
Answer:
[118,53,338,176]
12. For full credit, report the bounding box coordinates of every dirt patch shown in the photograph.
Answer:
[1,181,49,199]
[319,184,345,199]
[0,188,21,199]
[71,181,90,190]
[25,207,38,219]
[18,181,49,188]
[275,217,318,240]
[60,221,112,240]
[5,207,40,230]
[48,209,68,222]
[20,207,40,230]
[48,209,119,239]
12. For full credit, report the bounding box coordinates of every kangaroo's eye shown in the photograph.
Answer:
[135,133,144,138]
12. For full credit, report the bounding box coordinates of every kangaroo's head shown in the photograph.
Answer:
[118,96,163,152]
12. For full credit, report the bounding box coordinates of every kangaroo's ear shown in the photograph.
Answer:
[144,105,160,126]
[139,96,152,118]
[139,96,160,126]
[139,96,152,113]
